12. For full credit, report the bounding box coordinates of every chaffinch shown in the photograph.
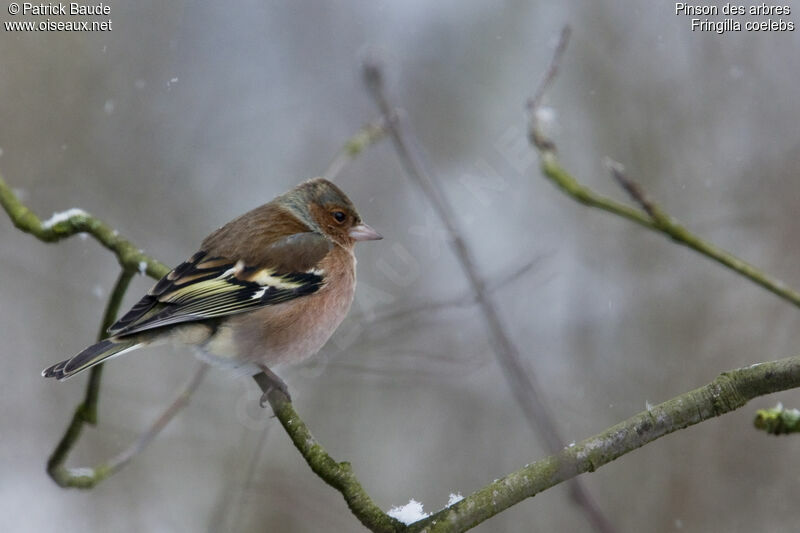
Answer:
[42,178,382,398]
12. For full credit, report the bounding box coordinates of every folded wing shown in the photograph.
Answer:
[108,232,331,337]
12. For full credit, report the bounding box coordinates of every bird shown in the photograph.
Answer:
[42,177,382,400]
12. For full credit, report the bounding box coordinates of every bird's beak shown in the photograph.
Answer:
[349,223,383,241]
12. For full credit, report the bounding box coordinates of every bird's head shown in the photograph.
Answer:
[282,178,382,247]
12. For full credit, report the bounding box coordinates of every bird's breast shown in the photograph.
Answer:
[221,247,357,367]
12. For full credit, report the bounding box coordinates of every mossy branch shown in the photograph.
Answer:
[0,176,169,279]
[408,357,800,532]
[257,382,406,533]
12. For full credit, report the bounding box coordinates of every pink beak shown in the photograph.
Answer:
[349,223,383,241]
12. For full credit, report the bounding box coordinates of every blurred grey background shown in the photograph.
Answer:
[3,1,800,532]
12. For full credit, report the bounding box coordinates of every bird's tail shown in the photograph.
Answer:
[42,338,142,380]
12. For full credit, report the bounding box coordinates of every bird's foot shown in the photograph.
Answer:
[257,365,292,406]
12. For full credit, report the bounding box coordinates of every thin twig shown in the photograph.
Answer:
[527,26,572,119]
[604,158,660,220]
[352,256,544,325]
[526,31,800,309]
[106,362,209,474]
[526,26,572,152]
[363,49,616,533]
[44,361,208,488]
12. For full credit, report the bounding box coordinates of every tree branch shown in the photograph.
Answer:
[526,28,800,309]
[0,175,169,279]
[409,356,800,532]
[255,381,406,533]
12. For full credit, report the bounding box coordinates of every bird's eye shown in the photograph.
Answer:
[332,210,347,223]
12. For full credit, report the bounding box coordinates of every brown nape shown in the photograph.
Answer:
[201,203,312,264]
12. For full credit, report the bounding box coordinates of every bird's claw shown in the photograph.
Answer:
[257,368,292,407]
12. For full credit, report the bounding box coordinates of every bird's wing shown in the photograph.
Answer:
[108,232,332,337]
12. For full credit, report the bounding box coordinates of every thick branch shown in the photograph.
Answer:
[409,356,800,532]
[0,175,169,278]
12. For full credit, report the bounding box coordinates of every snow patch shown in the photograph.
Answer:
[535,105,558,128]
[388,499,429,525]
[42,208,87,229]
[447,493,463,506]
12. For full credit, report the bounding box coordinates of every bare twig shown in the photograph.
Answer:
[353,255,544,325]
[0,179,207,487]
[527,26,571,113]
[106,362,208,474]
[526,25,572,152]
[603,158,659,219]
[45,361,208,488]
[363,46,616,533]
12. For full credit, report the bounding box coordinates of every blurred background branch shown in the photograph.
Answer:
[363,35,617,533]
